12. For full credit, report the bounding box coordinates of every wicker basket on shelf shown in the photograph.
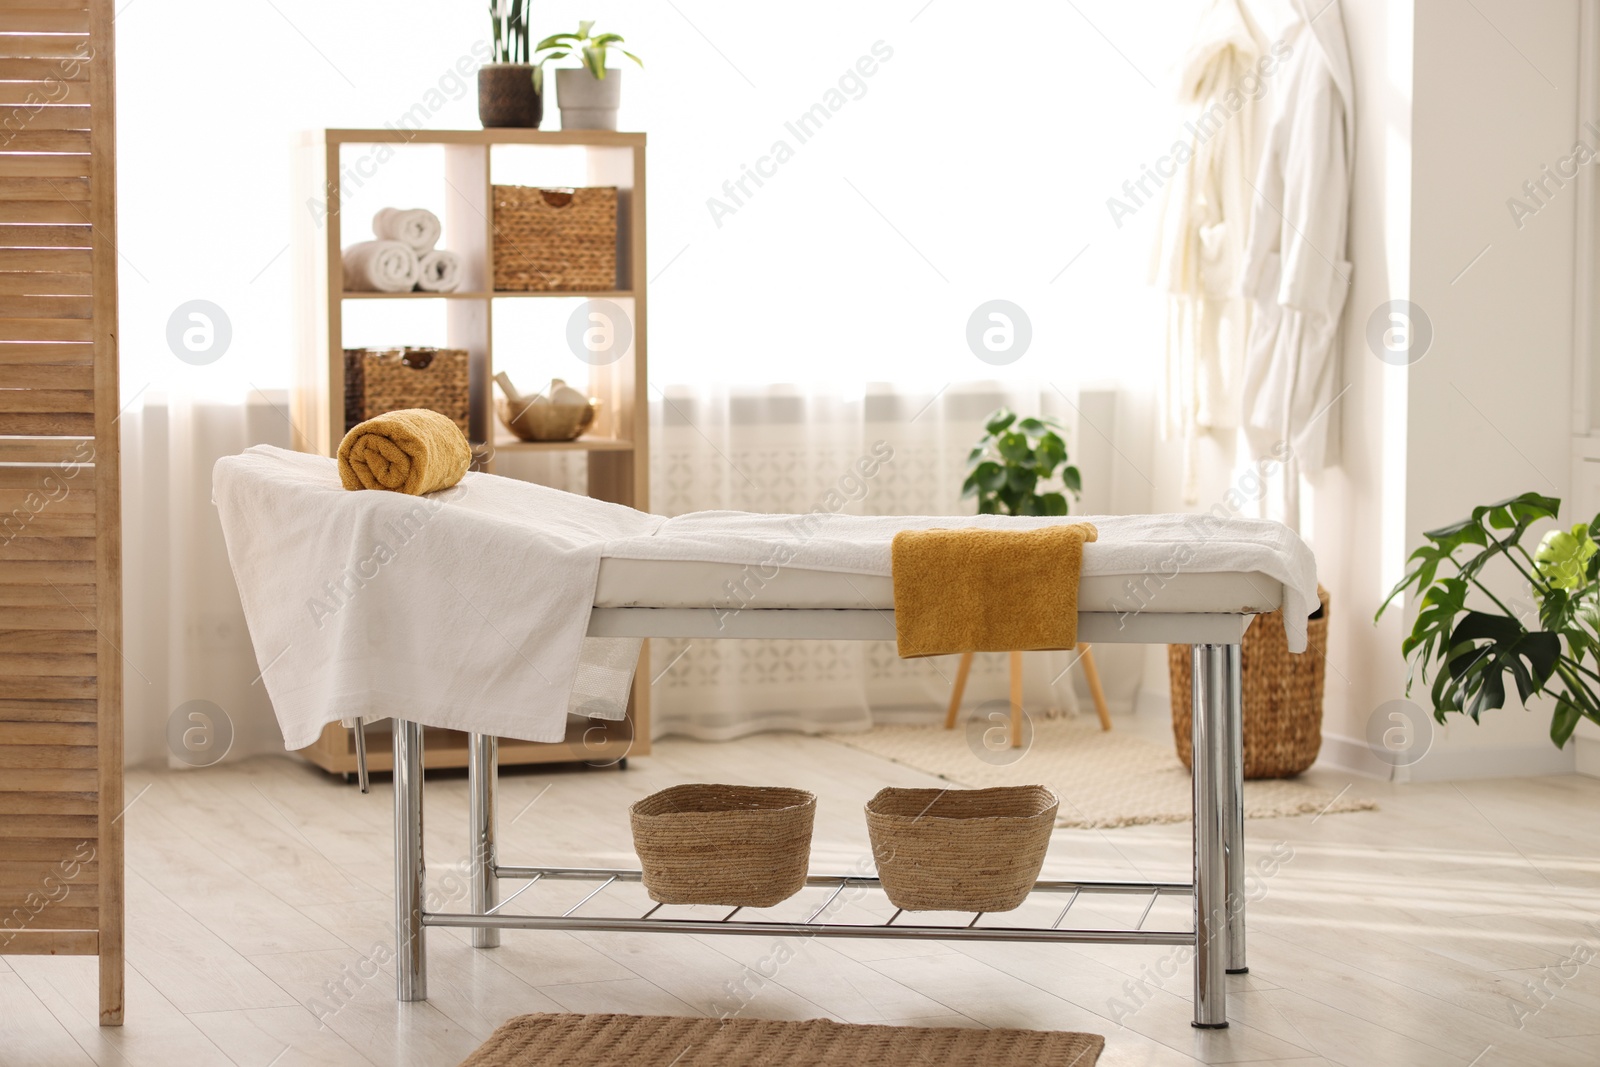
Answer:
[343,347,470,435]
[1168,584,1330,779]
[631,784,816,908]
[492,185,618,291]
[865,785,1058,913]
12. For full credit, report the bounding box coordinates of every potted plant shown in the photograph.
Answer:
[533,20,643,131]
[479,0,541,129]
[1376,491,1600,746]
[961,408,1081,515]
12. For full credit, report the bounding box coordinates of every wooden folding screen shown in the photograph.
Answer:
[0,0,123,1025]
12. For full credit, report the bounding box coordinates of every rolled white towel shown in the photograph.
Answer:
[415,249,462,293]
[373,207,441,253]
[342,240,419,293]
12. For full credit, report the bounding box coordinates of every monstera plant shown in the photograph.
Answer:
[1376,492,1600,747]
[961,408,1081,516]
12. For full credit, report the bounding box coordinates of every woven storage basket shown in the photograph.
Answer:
[630,784,816,908]
[492,185,618,291]
[865,785,1058,913]
[1168,584,1330,779]
[343,347,470,436]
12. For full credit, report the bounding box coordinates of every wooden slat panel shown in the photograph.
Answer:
[0,907,99,930]
[0,606,96,630]
[0,406,94,431]
[0,386,91,408]
[0,652,94,675]
[0,35,89,59]
[2,512,93,536]
[0,80,86,105]
[0,792,97,815]
[0,745,96,768]
[0,9,88,32]
[0,463,75,487]
[0,633,96,655]
[0,814,95,838]
[0,57,86,82]
[0,587,96,609]
[0,559,94,584]
[0,359,89,384]
[0,130,90,152]
[0,222,88,246]
[0,722,93,745]
[0,837,95,861]
[0,200,86,223]
[0,153,89,176]
[0,857,95,881]
[0,293,88,316]
[0,247,88,270]
[0,767,92,791]
[0,175,86,199]
[0,676,94,699]
[0,269,92,292]
[0,1,92,11]
[0,692,95,714]
[0,319,93,342]
[0,487,95,512]
[0,338,92,362]
[0,107,89,132]
[0,930,97,954]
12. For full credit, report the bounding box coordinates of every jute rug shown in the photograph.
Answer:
[457,1013,1104,1066]
[827,718,1376,829]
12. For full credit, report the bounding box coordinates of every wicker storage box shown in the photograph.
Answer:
[630,784,816,908]
[1168,584,1330,779]
[343,347,470,436]
[492,185,618,291]
[865,785,1058,913]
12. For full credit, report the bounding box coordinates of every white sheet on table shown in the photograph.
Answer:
[603,510,1319,652]
[213,446,662,750]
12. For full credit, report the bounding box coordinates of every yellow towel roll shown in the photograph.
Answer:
[890,523,1099,658]
[337,408,471,495]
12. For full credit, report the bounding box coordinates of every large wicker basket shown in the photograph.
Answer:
[630,784,816,908]
[865,785,1057,913]
[343,347,470,436]
[492,185,618,291]
[1168,584,1330,779]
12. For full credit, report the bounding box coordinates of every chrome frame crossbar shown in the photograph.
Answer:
[418,869,1195,945]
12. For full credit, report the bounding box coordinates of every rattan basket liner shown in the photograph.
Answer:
[630,784,816,908]
[1168,584,1330,779]
[866,785,1058,913]
[343,347,470,436]
[492,185,618,291]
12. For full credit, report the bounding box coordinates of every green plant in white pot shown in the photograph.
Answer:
[533,21,643,131]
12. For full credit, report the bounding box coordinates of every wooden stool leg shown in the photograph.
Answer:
[1079,643,1112,731]
[944,651,975,729]
[1009,650,1024,747]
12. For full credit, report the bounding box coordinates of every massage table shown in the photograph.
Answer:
[215,446,1311,1031]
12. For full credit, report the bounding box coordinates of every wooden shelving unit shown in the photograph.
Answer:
[292,128,650,778]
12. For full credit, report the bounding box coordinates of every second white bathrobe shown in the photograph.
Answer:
[1239,0,1355,529]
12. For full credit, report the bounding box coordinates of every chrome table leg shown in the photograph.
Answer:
[393,719,427,1001]
[468,733,500,949]
[1223,643,1247,974]
[1191,644,1229,1028]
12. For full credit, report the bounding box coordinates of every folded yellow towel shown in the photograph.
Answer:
[890,523,1099,658]
[337,408,471,495]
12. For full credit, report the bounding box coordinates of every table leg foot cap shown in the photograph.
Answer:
[1227,967,1249,974]
[1191,1022,1230,1030]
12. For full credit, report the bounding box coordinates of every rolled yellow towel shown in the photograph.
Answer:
[890,523,1099,658]
[337,408,471,495]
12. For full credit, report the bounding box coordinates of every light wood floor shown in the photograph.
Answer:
[6,725,1600,1066]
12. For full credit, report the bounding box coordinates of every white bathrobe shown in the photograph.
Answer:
[1152,0,1269,504]
[1239,0,1355,530]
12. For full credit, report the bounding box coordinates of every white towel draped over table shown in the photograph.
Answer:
[373,206,442,253]
[342,239,419,293]
[215,446,1320,752]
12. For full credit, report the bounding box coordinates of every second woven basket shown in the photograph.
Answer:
[865,785,1058,913]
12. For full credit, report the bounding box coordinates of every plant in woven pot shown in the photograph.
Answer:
[533,21,644,131]
[480,0,543,128]
[1376,492,1600,748]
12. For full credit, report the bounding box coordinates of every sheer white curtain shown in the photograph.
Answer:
[114,0,1191,763]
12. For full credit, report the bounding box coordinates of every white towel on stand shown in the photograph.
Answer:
[373,207,441,253]
[416,249,462,293]
[342,240,419,293]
